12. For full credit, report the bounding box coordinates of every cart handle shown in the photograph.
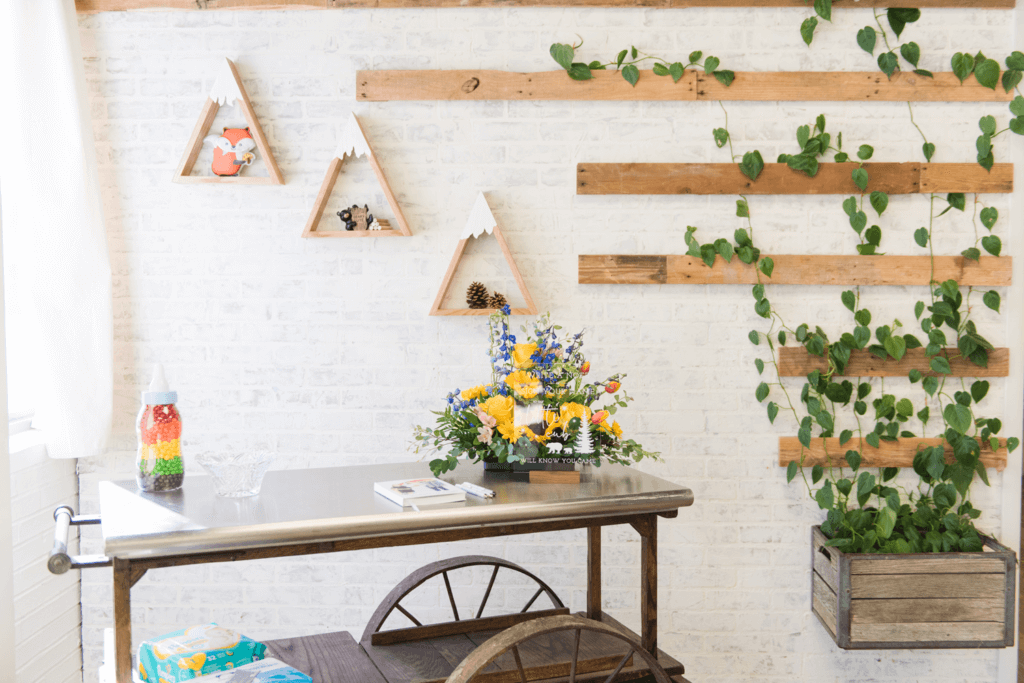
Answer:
[48,505,111,574]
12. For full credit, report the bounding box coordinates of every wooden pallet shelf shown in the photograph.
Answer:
[358,70,1012,103]
[75,0,1016,12]
[778,347,1010,378]
[779,437,1007,471]
[576,163,1013,196]
[578,255,1012,287]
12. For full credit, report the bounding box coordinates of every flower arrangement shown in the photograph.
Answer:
[413,306,660,476]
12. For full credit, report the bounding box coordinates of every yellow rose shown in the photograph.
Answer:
[461,385,487,401]
[559,402,591,428]
[511,343,539,369]
[505,370,542,400]
[479,395,514,427]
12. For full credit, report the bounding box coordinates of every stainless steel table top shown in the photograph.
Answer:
[99,462,693,560]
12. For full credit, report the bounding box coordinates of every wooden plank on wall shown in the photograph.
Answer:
[75,0,1017,12]
[357,70,1012,102]
[778,437,1008,471]
[578,254,1013,287]
[576,162,1013,195]
[778,347,1010,377]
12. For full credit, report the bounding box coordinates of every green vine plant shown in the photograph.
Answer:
[695,109,1019,553]
[549,39,734,87]
[798,3,1024,169]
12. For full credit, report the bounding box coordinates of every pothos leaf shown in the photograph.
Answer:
[801,16,818,46]
[856,26,876,54]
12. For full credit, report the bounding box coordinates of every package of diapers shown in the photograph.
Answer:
[191,659,312,682]
[137,623,266,683]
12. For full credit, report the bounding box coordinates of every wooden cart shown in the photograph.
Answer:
[51,462,694,683]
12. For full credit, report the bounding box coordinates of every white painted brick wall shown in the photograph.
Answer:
[73,6,1018,682]
[11,437,81,683]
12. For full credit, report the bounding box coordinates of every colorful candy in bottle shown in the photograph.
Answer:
[136,364,184,492]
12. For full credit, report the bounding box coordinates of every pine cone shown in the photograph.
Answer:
[487,292,508,310]
[466,282,490,309]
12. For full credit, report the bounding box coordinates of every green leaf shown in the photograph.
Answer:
[621,64,640,87]
[980,207,998,230]
[759,257,774,278]
[839,429,853,446]
[800,17,818,46]
[922,142,935,161]
[631,46,638,59]
[869,191,888,215]
[550,43,575,70]
[850,211,867,233]
[884,334,906,361]
[913,227,929,248]
[567,63,593,81]
[688,50,703,64]
[900,42,920,67]
[865,225,881,247]
[926,446,946,480]
[930,356,952,374]
[748,330,759,345]
[669,62,685,83]
[962,247,981,261]
[778,330,787,346]
[896,398,914,417]
[923,375,939,396]
[652,63,670,77]
[1012,95,1024,116]
[878,52,899,80]
[811,464,824,484]
[842,196,857,217]
[915,301,925,319]
[857,471,876,507]
[866,432,880,449]
[767,402,779,424]
[841,290,855,312]
[752,283,764,300]
[852,168,869,191]
[813,0,831,20]
[983,290,1000,312]
[754,298,771,318]
[1008,437,1020,453]
[918,405,930,423]
[713,127,729,149]
[735,199,749,219]
[909,369,922,383]
[1008,51,1024,70]
[755,358,765,375]
[876,506,897,540]
[854,309,871,326]
[846,450,861,470]
[739,150,764,181]
[914,69,934,79]
[755,382,770,402]
[887,8,920,38]
[944,403,973,435]
[816,481,834,510]
[947,192,966,211]
[713,70,735,87]
[616,49,627,68]
[857,145,874,161]
[857,26,876,54]
[979,115,997,135]
[981,235,1001,256]
[971,380,990,403]
[786,460,798,482]
[952,52,975,84]
[975,58,1001,90]
[796,125,811,150]
[1011,116,1024,135]
[704,56,720,74]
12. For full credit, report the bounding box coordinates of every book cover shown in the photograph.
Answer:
[373,477,466,507]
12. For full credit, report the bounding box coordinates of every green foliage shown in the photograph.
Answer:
[549,39,733,89]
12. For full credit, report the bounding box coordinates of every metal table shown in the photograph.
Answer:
[94,462,693,683]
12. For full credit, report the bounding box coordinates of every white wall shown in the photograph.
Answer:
[75,7,1019,683]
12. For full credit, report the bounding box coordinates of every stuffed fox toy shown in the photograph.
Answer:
[203,127,256,176]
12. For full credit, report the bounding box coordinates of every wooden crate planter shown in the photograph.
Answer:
[811,526,1016,649]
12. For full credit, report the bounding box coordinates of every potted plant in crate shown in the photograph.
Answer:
[412,306,659,480]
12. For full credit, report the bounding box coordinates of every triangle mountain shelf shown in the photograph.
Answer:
[301,113,412,238]
[429,193,537,316]
[174,58,284,185]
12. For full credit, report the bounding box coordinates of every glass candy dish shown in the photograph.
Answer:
[195,450,275,497]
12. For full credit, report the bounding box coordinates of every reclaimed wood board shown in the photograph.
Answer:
[358,70,1011,102]
[779,437,1007,471]
[576,162,1012,195]
[778,347,1010,377]
[263,630,388,683]
[810,527,1017,649]
[578,254,1012,287]
[76,0,1018,11]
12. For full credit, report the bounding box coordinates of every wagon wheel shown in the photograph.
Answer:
[446,614,673,683]
[361,555,567,645]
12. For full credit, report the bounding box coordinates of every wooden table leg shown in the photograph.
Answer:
[587,526,601,620]
[113,558,133,683]
[631,515,657,654]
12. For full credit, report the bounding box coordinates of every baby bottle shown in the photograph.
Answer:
[136,364,183,492]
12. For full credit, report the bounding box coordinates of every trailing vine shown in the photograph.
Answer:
[699,106,1019,554]
[549,39,734,87]
[799,3,1024,168]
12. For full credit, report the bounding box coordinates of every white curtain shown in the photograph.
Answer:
[0,0,113,458]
